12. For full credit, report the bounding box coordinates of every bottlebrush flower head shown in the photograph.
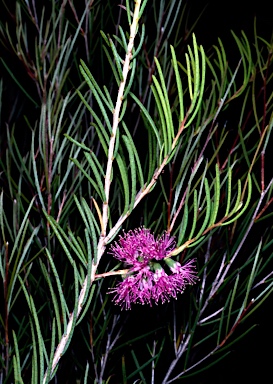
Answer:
[108,228,198,310]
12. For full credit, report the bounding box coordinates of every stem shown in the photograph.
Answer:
[102,0,141,237]
[94,269,129,279]
[42,2,142,382]
[106,114,190,243]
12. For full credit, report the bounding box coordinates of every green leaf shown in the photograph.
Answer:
[209,164,220,226]
[116,153,130,214]
[171,45,184,122]
[154,57,174,143]
[44,249,69,328]
[130,92,162,147]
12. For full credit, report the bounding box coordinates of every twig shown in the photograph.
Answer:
[198,237,212,306]
[94,269,129,279]
[161,334,191,384]
[106,114,190,243]
[99,315,123,382]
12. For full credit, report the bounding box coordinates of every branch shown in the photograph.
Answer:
[102,0,141,236]
[42,2,142,382]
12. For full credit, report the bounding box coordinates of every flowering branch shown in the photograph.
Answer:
[43,1,142,381]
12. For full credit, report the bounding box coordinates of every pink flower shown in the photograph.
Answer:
[108,228,198,310]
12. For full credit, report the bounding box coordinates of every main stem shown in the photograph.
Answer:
[43,2,142,382]
[102,0,141,237]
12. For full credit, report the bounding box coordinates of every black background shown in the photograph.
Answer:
[189,0,273,382]
[0,0,272,382]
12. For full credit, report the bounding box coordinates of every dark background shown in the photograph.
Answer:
[0,0,272,382]
[191,0,273,382]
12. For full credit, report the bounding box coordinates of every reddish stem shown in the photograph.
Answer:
[255,196,273,222]
[218,299,254,348]
[261,150,265,192]
[167,163,174,232]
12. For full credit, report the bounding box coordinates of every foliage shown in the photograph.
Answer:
[1,0,273,383]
